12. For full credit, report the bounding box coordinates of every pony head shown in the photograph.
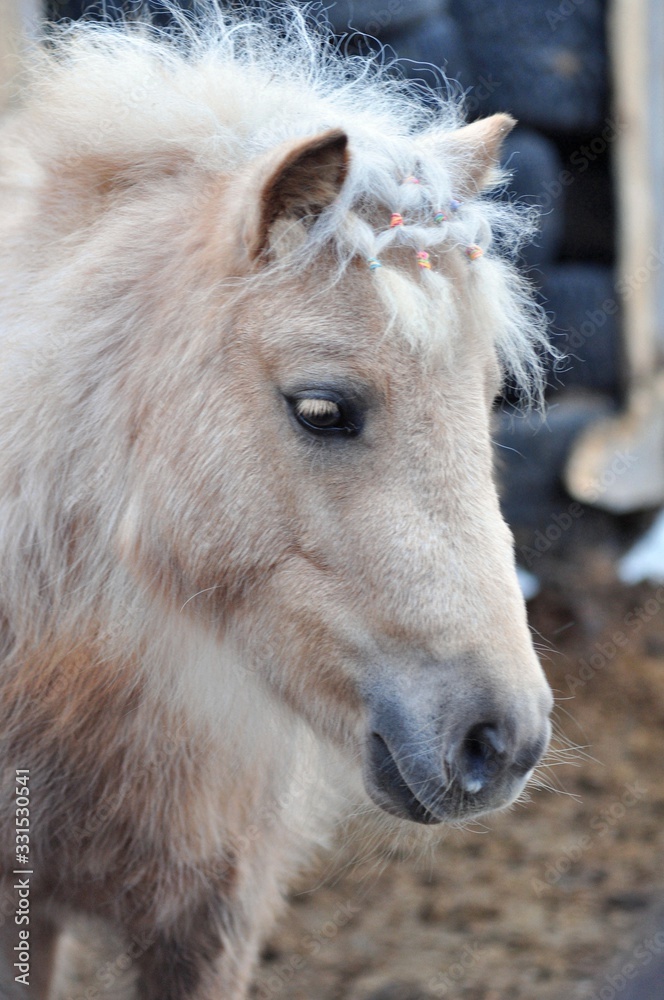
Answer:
[1,7,553,827]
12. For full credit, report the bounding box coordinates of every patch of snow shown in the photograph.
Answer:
[618,509,664,584]
[517,565,540,601]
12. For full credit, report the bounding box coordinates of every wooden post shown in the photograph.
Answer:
[565,0,664,512]
[612,0,664,381]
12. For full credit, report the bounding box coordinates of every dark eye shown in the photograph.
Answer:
[287,392,362,438]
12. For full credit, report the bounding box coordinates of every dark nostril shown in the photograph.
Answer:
[459,723,507,795]
[512,733,548,776]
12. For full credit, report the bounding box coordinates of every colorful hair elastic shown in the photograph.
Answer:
[465,244,483,261]
[390,212,404,228]
[416,250,431,270]
[449,198,463,212]
[367,256,382,271]
[433,211,447,224]
[403,175,421,185]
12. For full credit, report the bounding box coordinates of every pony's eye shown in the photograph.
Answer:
[288,393,361,437]
[295,398,342,428]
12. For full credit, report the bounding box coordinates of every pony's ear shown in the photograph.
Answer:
[421,113,515,197]
[245,128,349,260]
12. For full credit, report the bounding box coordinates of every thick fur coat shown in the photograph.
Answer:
[0,5,552,997]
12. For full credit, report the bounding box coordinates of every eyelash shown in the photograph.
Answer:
[287,393,363,438]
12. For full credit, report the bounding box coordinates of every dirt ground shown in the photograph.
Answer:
[53,557,664,1000]
[249,561,664,1000]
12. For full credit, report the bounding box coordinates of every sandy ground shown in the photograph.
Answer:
[51,565,664,999]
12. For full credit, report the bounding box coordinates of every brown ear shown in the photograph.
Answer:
[421,113,515,197]
[245,128,349,260]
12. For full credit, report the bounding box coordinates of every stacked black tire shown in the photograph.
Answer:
[328,0,617,386]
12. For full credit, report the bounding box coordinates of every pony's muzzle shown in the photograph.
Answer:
[361,676,552,825]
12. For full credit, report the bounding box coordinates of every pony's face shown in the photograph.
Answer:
[121,125,552,825]
[233,266,551,825]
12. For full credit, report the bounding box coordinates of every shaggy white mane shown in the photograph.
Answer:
[10,0,549,397]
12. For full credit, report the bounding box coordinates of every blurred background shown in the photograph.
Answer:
[2,2,663,998]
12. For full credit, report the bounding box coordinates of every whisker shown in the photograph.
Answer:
[179,585,222,613]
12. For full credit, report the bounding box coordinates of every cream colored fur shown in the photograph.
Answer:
[0,5,552,998]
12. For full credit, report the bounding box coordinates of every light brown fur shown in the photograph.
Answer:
[0,9,553,997]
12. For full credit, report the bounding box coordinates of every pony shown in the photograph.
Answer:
[0,5,554,997]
